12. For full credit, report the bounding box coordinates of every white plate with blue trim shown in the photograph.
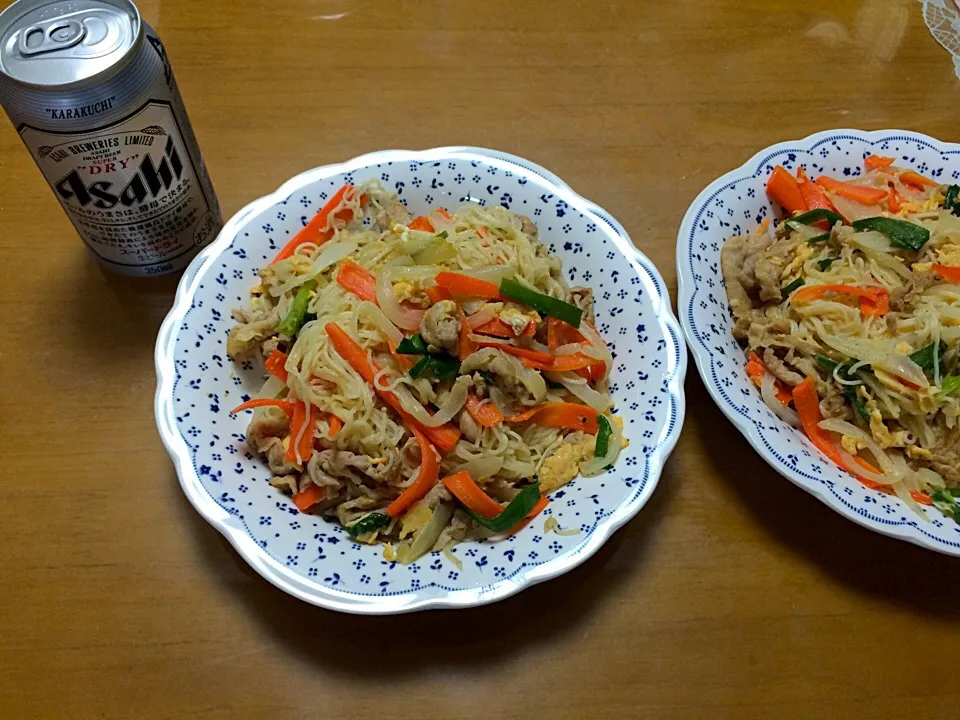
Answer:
[678,128,960,557]
[155,147,687,612]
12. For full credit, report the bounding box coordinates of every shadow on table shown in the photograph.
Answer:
[687,375,960,621]
[172,456,677,677]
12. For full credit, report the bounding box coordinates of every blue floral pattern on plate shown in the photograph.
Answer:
[677,129,960,556]
[156,147,687,612]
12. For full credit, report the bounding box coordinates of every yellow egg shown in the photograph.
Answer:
[936,243,960,267]
[499,307,540,334]
[539,442,587,494]
[399,501,433,539]
[906,445,933,461]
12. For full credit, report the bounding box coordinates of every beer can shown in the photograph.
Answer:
[0,0,222,276]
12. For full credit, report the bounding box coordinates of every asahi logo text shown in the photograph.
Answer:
[55,137,184,209]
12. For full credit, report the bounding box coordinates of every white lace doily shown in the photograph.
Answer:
[921,0,960,77]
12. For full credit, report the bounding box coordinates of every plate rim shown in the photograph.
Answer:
[155,146,689,612]
[676,127,960,557]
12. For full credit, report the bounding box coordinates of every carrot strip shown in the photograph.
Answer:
[791,283,889,317]
[886,185,902,213]
[471,338,554,363]
[293,484,327,512]
[388,341,414,370]
[506,402,599,433]
[434,272,502,299]
[465,394,504,427]
[520,352,605,372]
[328,413,343,437]
[385,427,439,517]
[437,208,452,220]
[796,167,838,221]
[273,185,356,263]
[425,286,453,304]
[230,398,295,416]
[793,378,847,468]
[865,155,895,170]
[336,260,378,302]
[574,363,605,381]
[933,264,960,283]
[526,496,550,519]
[815,176,888,205]
[766,166,807,213]
[456,306,477,360]
[474,318,536,338]
[899,171,938,191]
[284,401,306,463]
[745,351,791,405]
[547,317,586,349]
[441,470,503,519]
[325,322,461,452]
[408,216,434,232]
[264,350,289,383]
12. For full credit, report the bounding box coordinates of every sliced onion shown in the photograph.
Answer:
[465,305,498,330]
[827,191,879,222]
[917,467,946,490]
[388,265,440,282]
[847,230,894,253]
[547,371,612,411]
[578,322,613,381]
[257,374,287,399]
[937,208,960,238]
[376,267,426,331]
[396,502,454,564]
[469,333,514,346]
[580,414,623,476]
[554,342,586,356]
[817,418,897,476]
[760,372,801,427]
[462,266,514,284]
[836,446,891,485]
[270,241,358,296]
[457,456,503,480]
[359,300,404,346]
[784,221,825,241]
[817,331,928,388]
[893,482,928,520]
[392,376,469,427]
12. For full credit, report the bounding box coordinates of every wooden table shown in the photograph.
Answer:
[3,0,960,717]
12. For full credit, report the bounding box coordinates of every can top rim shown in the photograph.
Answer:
[0,0,141,88]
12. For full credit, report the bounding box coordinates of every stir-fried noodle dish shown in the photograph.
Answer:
[722,155,960,521]
[227,183,625,562]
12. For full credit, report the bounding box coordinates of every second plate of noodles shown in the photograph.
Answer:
[226,182,625,564]
[722,155,960,521]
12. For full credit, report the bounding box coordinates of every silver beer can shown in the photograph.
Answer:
[0,0,221,276]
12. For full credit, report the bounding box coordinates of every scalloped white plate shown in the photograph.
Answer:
[678,129,960,556]
[155,147,687,612]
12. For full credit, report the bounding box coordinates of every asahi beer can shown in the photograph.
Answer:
[0,0,221,276]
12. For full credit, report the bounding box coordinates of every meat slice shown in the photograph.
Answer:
[375,198,412,229]
[420,299,460,353]
[227,305,280,360]
[569,287,595,325]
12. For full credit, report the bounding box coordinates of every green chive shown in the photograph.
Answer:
[851,217,930,252]
[792,209,845,227]
[499,278,583,328]
[466,484,542,533]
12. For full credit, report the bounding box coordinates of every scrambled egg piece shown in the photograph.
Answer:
[781,242,816,280]
[539,435,595,494]
[895,341,914,355]
[841,435,864,455]
[906,445,933,461]
[382,543,397,561]
[399,500,433,539]
[936,243,960,267]
[862,390,895,448]
[611,415,629,449]
[499,307,540,335]
[912,262,933,274]
[898,196,942,217]
[392,280,430,308]
[289,254,313,274]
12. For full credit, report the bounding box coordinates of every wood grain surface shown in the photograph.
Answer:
[2,0,960,717]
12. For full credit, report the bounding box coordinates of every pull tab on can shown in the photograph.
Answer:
[18,18,86,56]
